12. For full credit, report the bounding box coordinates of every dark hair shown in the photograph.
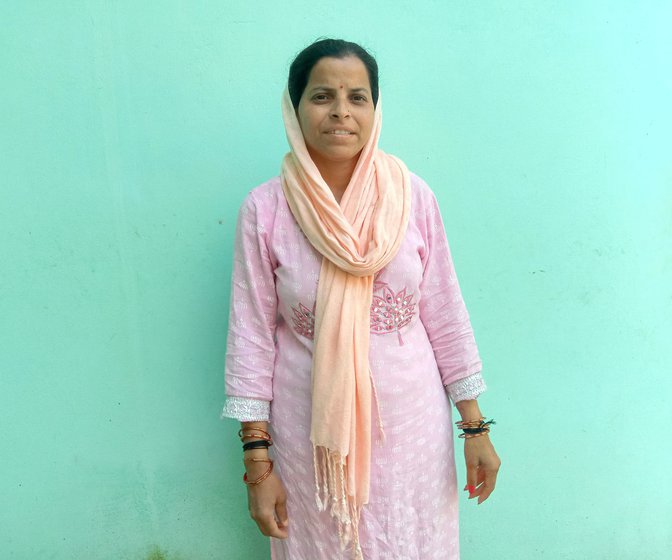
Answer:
[288,38,379,109]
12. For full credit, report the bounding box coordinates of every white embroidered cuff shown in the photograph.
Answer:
[445,372,487,404]
[220,396,271,422]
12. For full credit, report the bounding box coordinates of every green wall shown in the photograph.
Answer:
[1,1,670,559]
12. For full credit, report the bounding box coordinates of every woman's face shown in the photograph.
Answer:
[297,56,375,168]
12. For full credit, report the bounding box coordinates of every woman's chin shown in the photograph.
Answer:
[314,148,364,166]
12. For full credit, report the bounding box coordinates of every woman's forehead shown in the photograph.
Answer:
[307,57,370,90]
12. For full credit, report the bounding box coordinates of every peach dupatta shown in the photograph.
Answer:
[280,86,411,556]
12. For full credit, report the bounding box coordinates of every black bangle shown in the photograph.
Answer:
[243,440,271,451]
[462,427,489,434]
[460,420,496,435]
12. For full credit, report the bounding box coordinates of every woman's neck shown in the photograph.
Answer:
[309,150,359,204]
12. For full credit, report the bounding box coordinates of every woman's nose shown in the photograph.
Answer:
[330,99,350,119]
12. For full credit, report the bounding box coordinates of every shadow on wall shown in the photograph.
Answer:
[143,546,183,560]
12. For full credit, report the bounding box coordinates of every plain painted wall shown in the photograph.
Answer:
[1,1,670,559]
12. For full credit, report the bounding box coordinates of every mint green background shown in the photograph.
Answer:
[2,2,670,559]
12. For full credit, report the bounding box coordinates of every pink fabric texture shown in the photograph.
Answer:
[224,173,483,560]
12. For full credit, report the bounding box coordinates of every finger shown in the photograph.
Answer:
[465,464,479,496]
[271,519,289,540]
[476,469,498,504]
[254,512,288,539]
[467,466,491,499]
[470,469,490,498]
[275,499,289,529]
[464,467,484,491]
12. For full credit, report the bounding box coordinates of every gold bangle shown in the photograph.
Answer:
[239,427,271,440]
[458,429,491,439]
[240,433,272,442]
[455,417,486,427]
[243,460,274,486]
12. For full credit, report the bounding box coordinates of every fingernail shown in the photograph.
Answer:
[463,484,468,491]
[467,485,476,493]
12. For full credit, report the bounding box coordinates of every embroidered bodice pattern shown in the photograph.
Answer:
[290,281,418,345]
[370,281,417,345]
[291,302,316,339]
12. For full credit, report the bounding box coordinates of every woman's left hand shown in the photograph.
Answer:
[463,435,501,505]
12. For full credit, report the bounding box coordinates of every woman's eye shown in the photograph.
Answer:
[352,95,367,103]
[313,94,329,101]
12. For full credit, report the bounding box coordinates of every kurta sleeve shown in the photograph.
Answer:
[220,192,277,422]
[445,372,487,404]
[417,185,486,401]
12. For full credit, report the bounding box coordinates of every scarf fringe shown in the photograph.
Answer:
[309,373,384,559]
[313,446,364,560]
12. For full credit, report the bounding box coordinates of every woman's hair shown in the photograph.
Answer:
[288,38,379,109]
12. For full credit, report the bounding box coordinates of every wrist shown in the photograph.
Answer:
[243,447,271,476]
[243,456,273,480]
[455,398,482,421]
[243,447,270,459]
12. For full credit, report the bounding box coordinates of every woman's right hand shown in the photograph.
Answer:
[246,461,289,539]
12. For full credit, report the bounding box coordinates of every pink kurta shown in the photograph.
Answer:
[223,172,484,560]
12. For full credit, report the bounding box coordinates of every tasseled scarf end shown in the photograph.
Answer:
[313,446,364,560]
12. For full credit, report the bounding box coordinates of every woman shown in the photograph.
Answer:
[222,38,501,560]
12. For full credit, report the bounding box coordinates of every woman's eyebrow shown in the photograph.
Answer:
[308,86,371,94]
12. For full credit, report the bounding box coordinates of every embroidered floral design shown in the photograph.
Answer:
[290,283,417,344]
[291,302,316,339]
[370,281,417,345]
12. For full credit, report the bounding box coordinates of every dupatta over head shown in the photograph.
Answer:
[280,86,411,557]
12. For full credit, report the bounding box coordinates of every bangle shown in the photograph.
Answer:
[455,416,486,427]
[459,430,491,439]
[238,427,272,440]
[243,459,274,486]
[239,427,274,451]
[456,417,496,439]
[240,433,272,441]
[455,418,495,429]
[243,440,272,451]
